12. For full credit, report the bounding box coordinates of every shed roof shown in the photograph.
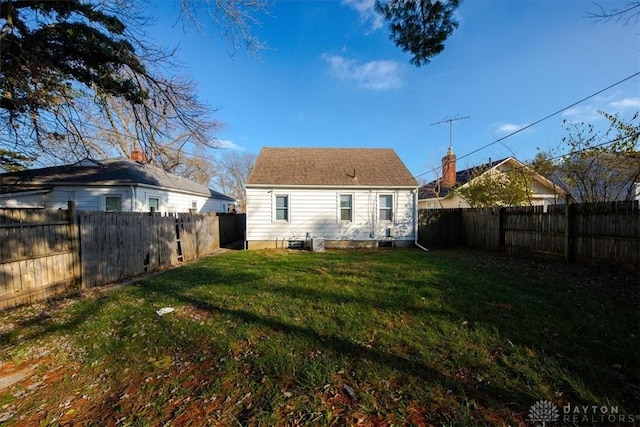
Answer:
[247,147,418,187]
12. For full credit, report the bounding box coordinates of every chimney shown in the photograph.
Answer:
[130,150,146,163]
[441,147,457,188]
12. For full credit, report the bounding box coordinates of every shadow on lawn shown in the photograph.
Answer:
[0,293,115,347]
[3,249,637,422]
[126,260,541,414]
[158,290,536,412]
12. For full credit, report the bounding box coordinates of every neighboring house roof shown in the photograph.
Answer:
[247,147,418,187]
[0,158,230,199]
[419,157,565,200]
[419,157,509,199]
[209,188,236,202]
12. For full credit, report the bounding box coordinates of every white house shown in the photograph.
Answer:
[419,148,566,209]
[0,154,236,213]
[245,147,419,249]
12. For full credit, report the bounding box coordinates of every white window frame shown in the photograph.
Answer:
[191,200,198,210]
[274,194,290,222]
[379,194,393,222]
[338,193,353,222]
[104,194,123,212]
[148,197,160,212]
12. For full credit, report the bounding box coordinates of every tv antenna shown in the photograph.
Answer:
[430,115,470,149]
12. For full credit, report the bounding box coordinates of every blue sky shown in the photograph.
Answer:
[148,0,639,180]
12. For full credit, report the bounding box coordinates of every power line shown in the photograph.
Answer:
[417,131,640,183]
[414,71,640,179]
[458,71,640,162]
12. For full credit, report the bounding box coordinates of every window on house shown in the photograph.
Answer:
[339,194,353,221]
[379,194,393,221]
[191,200,198,210]
[105,196,122,212]
[148,198,159,212]
[275,195,289,221]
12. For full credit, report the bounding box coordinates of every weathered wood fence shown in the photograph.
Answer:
[0,208,78,308]
[418,201,640,269]
[0,204,246,309]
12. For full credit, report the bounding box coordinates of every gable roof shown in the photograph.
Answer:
[247,147,418,187]
[419,157,565,200]
[0,158,216,197]
[419,157,509,199]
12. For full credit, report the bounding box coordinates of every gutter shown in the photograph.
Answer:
[247,184,418,190]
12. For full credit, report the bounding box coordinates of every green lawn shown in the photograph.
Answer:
[1,249,638,426]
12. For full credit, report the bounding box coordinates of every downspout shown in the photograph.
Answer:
[130,185,136,212]
[414,188,429,252]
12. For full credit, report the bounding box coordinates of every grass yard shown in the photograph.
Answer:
[0,248,638,426]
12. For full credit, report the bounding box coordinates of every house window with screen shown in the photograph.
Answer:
[105,196,122,212]
[275,195,289,221]
[148,198,159,212]
[379,194,393,221]
[339,194,353,221]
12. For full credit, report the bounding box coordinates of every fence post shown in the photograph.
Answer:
[499,207,506,249]
[67,200,82,288]
[564,197,573,263]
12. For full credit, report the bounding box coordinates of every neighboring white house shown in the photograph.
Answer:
[245,147,419,249]
[0,154,236,213]
[418,148,566,209]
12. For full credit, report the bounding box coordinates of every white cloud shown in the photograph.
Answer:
[322,54,402,90]
[342,0,385,31]
[561,105,604,122]
[215,139,243,150]
[610,97,640,109]
[491,122,532,135]
[560,95,639,123]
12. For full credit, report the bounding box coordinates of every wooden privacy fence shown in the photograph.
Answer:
[0,204,242,309]
[418,201,640,269]
[0,208,79,309]
[78,211,220,288]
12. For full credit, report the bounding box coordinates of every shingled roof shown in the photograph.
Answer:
[418,157,509,200]
[0,158,213,197]
[247,147,418,187]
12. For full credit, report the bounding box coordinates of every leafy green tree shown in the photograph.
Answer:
[455,165,534,208]
[375,0,461,67]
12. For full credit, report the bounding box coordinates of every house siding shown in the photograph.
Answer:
[1,186,225,213]
[246,187,416,248]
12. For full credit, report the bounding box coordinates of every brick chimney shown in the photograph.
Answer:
[130,150,146,163]
[441,146,457,188]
